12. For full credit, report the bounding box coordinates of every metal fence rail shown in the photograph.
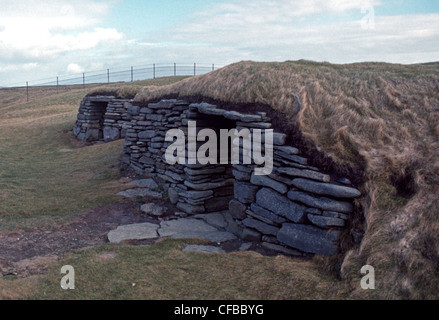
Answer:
[1,63,221,101]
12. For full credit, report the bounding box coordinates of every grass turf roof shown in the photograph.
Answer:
[131,60,439,298]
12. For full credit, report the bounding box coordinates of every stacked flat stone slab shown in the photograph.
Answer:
[74,97,361,256]
[102,99,134,141]
[121,100,236,215]
[121,99,188,178]
[73,96,134,142]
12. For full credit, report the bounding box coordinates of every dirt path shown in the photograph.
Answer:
[0,199,158,277]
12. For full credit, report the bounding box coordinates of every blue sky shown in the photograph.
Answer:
[1,0,438,86]
[105,1,221,37]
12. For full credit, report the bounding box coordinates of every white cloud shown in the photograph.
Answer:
[0,62,37,73]
[0,0,111,29]
[146,0,438,65]
[192,0,381,24]
[0,0,123,62]
[67,63,84,74]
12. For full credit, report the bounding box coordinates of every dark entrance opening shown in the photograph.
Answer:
[182,109,238,213]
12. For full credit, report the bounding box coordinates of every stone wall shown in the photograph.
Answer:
[73,96,134,142]
[73,96,361,256]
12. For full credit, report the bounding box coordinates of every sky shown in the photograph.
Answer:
[0,0,438,86]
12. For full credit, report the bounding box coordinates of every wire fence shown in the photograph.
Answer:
[0,63,221,101]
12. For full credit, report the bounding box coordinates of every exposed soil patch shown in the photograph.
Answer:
[0,199,156,277]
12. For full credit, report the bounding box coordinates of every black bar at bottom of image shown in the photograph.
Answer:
[3,300,434,319]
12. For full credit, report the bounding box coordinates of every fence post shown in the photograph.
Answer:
[56,76,59,94]
[174,63,176,76]
[153,64,156,79]
[131,66,133,82]
[83,73,85,89]
[26,81,29,102]
[107,69,110,84]
[212,64,214,71]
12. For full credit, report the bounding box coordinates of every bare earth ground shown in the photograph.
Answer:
[0,199,153,277]
[0,191,259,279]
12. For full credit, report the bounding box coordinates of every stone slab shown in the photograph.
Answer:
[277,223,340,256]
[307,214,345,228]
[107,222,159,243]
[168,188,179,204]
[140,203,166,216]
[276,167,330,182]
[287,191,354,213]
[183,245,225,254]
[256,188,306,223]
[234,182,259,204]
[292,178,361,198]
[239,242,253,251]
[232,169,251,181]
[261,242,302,256]
[243,218,279,236]
[273,133,287,145]
[249,203,286,225]
[158,218,236,242]
[159,218,217,236]
[274,145,299,155]
[184,179,235,191]
[178,190,214,200]
[250,173,288,194]
[103,126,120,142]
[193,213,228,229]
[228,199,247,220]
[127,178,159,189]
[117,188,162,199]
[241,228,262,242]
[176,202,205,214]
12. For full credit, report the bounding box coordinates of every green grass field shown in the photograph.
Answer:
[0,88,122,230]
[11,240,345,300]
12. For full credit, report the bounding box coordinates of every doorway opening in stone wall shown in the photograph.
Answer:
[73,96,135,143]
[172,111,239,214]
[93,101,109,141]
[73,99,109,142]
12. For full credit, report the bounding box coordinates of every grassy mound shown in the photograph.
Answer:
[132,60,439,299]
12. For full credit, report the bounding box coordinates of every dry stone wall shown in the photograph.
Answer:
[73,96,361,256]
[73,96,134,142]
